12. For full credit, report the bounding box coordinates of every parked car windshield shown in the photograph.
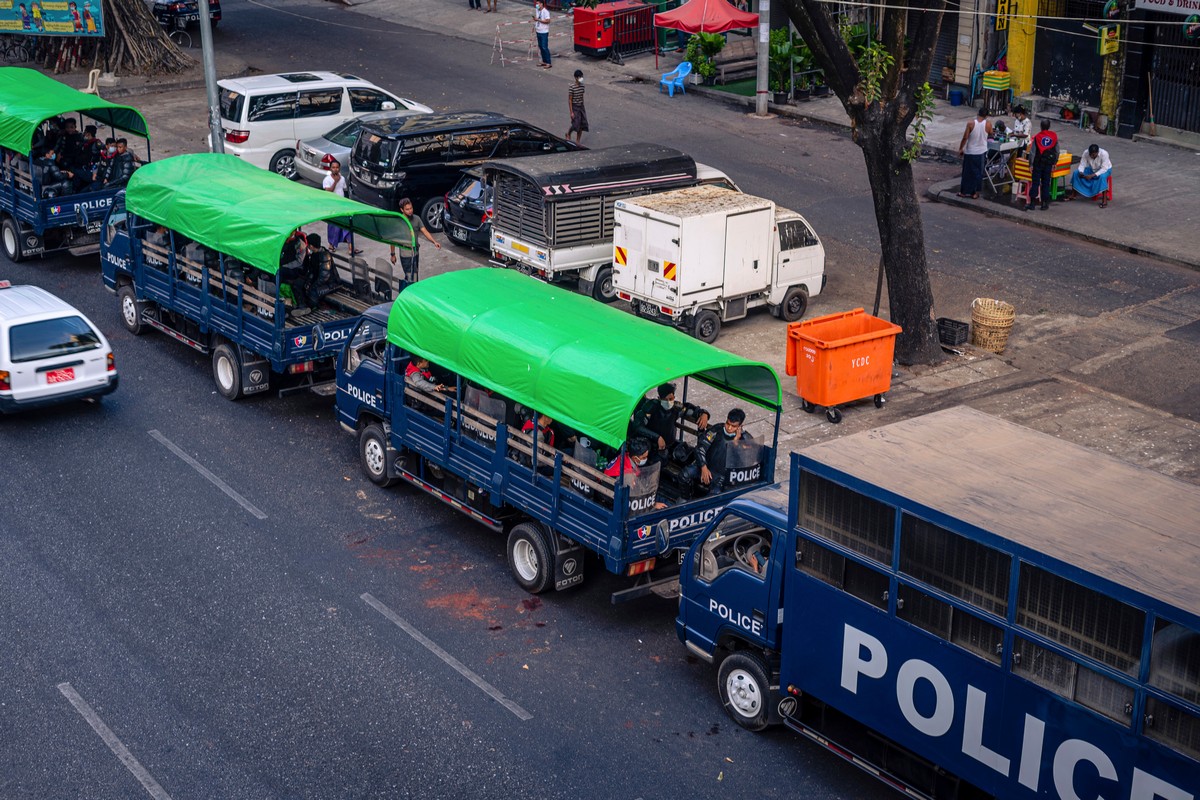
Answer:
[323,119,363,148]
[9,316,102,363]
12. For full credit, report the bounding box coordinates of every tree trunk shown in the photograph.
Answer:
[102,0,194,75]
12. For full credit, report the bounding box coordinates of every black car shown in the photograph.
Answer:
[153,0,221,29]
[349,111,579,232]
[442,168,493,250]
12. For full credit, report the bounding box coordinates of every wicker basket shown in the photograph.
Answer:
[970,298,1016,354]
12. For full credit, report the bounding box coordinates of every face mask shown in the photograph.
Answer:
[107,146,115,154]
[724,428,737,439]
[633,458,647,467]
[660,400,672,410]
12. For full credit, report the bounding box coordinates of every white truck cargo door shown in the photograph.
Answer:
[723,210,773,297]
[613,205,649,296]
[645,216,681,305]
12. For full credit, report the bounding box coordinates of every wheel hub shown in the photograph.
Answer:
[512,539,539,582]
[725,670,761,717]
[364,439,385,475]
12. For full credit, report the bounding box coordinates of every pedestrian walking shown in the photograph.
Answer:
[957,107,991,199]
[1027,120,1059,211]
[322,156,357,253]
[485,0,496,11]
[566,69,588,144]
[389,197,441,289]
[533,0,551,68]
[468,0,480,10]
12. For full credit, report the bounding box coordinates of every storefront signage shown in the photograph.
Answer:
[0,0,104,37]
[1134,0,1200,16]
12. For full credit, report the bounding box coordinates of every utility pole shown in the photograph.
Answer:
[198,0,224,153]
[755,0,770,116]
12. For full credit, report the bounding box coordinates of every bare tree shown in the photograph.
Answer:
[102,0,193,74]
[779,0,945,365]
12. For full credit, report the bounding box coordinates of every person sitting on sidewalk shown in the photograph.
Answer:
[1070,144,1112,208]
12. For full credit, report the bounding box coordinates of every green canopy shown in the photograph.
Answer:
[125,153,414,275]
[388,269,782,450]
[0,67,149,155]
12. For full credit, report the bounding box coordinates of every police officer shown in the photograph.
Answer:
[632,382,709,464]
[683,408,753,495]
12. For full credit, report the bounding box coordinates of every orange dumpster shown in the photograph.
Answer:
[785,308,902,423]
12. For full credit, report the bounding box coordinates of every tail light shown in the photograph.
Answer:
[224,129,250,144]
[660,306,674,316]
[617,292,631,302]
[627,557,656,577]
[0,370,9,391]
[288,361,314,374]
[482,208,493,223]
[106,352,115,372]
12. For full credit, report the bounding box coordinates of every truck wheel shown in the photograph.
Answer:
[779,286,809,322]
[692,310,721,344]
[2,217,24,263]
[212,343,244,400]
[269,149,298,180]
[718,651,771,731]
[591,266,617,303]
[420,197,445,233]
[507,522,554,594]
[359,423,398,487]
[118,285,147,335]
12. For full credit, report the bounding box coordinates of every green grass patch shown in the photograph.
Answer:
[710,78,756,98]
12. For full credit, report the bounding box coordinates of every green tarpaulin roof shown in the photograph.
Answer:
[388,269,782,450]
[125,153,413,275]
[0,67,149,155]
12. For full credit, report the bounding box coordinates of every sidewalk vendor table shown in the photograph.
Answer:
[984,139,1020,194]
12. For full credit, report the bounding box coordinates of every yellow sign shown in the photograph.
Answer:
[996,0,1010,30]
[1099,24,1120,54]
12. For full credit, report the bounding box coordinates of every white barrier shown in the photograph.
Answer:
[491,14,573,66]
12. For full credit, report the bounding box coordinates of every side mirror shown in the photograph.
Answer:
[380,101,396,111]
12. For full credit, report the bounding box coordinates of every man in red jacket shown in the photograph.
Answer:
[1027,120,1059,211]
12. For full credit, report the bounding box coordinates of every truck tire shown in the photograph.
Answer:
[118,285,147,335]
[212,343,244,400]
[2,217,25,263]
[270,149,298,180]
[779,286,809,322]
[591,266,617,303]
[692,310,721,344]
[359,423,399,487]
[718,651,771,731]
[420,197,445,233]
[507,522,554,594]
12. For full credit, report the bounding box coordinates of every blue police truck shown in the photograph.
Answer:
[677,406,1199,799]
[335,268,782,598]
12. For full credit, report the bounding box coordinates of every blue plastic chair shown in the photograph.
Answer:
[660,61,692,97]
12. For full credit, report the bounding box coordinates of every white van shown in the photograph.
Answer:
[0,282,117,413]
[216,72,433,178]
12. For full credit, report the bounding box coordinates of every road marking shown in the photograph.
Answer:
[57,683,174,800]
[148,430,267,520]
[360,593,533,721]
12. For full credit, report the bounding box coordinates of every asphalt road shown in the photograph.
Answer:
[2,1,1198,798]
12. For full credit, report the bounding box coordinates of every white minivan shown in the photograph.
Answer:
[0,282,117,413]
[216,72,433,178]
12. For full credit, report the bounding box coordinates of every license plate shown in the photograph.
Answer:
[512,242,529,254]
[86,220,102,234]
[450,226,467,241]
[46,367,75,384]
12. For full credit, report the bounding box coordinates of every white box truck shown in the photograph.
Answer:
[612,185,825,343]
[488,143,736,303]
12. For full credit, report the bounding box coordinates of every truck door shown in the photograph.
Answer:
[681,513,777,654]
[338,317,389,419]
[645,217,681,306]
[774,218,824,293]
[612,207,645,297]
[722,210,772,298]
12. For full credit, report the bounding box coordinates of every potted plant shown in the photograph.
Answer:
[686,32,725,85]
[811,69,831,97]
[768,29,796,103]
[794,72,812,101]
[770,78,789,105]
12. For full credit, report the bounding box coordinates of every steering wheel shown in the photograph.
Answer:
[369,339,387,360]
[733,534,764,567]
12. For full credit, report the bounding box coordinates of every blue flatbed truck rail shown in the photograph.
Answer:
[336,268,783,598]
[677,406,1200,799]
[100,153,409,398]
[0,67,151,262]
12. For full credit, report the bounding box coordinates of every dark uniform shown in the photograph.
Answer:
[684,427,755,494]
[632,397,707,462]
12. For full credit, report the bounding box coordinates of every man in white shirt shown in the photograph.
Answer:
[322,158,358,252]
[533,0,551,68]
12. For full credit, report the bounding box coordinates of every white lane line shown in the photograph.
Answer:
[57,683,174,800]
[360,593,533,722]
[148,429,268,520]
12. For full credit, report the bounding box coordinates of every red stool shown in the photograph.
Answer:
[1088,174,1113,206]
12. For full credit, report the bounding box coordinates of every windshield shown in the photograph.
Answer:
[323,119,362,148]
[219,88,244,123]
[354,131,401,170]
[9,316,102,363]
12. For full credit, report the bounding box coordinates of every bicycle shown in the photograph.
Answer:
[0,35,35,64]
[167,28,193,49]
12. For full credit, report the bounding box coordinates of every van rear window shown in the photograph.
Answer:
[219,89,244,123]
[9,316,102,363]
[355,133,402,169]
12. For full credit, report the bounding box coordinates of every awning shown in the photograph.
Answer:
[388,268,781,450]
[124,153,414,276]
[0,67,149,156]
[653,0,758,34]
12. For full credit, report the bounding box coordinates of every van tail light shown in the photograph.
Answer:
[288,361,314,375]
[627,557,656,577]
[106,352,115,372]
[482,208,493,224]
[224,129,250,144]
[0,370,9,391]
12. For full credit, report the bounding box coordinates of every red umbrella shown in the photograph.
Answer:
[653,0,758,67]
